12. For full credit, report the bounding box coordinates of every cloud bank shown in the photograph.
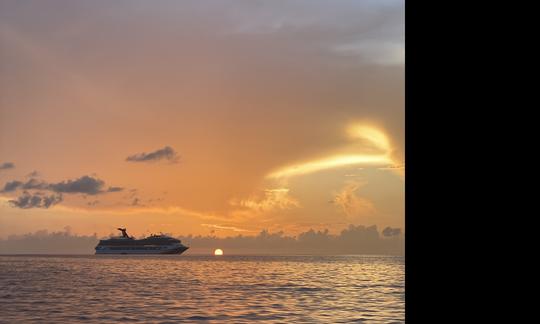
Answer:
[0,224,403,255]
[0,228,98,254]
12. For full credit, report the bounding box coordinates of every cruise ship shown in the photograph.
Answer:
[95,228,189,255]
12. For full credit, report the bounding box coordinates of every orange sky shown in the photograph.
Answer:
[0,0,404,238]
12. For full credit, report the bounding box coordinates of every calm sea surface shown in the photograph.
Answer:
[0,255,404,323]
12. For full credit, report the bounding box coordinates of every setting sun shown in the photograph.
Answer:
[214,249,224,256]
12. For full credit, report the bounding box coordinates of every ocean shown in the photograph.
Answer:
[0,255,404,323]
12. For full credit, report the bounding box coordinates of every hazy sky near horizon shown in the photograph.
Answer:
[0,0,404,238]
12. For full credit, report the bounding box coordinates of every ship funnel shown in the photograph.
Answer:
[117,228,129,238]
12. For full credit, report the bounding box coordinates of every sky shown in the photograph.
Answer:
[0,0,404,240]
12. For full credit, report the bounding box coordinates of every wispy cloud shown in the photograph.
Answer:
[267,125,395,179]
[26,170,40,178]
[332,181,375,220]
[267,154,391,179]
[126,146,180,163]
[201,224,254,233]
[229,188,299,214]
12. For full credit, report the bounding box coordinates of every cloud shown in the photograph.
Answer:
[3,177,104,194]
[378,164,404,170]
[201,224,254,233]
[0,224,403,255]
[0,228,98,254]
[0,162,15,170]
[126,146,179,163]
[2,180,23,192]
[3,175,123,195]
[266,125,395,179]
[48,176,105,195]
[21,178,49,190]
[332,181,375,219]
[382,226,401,237]
[229,188,299,214]
[106,186,124,192]
[8,191,63,209]
[267,154,391,179]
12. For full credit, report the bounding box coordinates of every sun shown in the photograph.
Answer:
[214,248,223,256]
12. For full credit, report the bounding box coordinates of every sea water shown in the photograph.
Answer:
[0,255,404,323]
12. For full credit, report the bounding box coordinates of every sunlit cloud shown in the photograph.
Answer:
[229,188,299,213]
[346,124,391,152]
[267,154,391,179]
[201,224,254,233]
[331,181,375,220]
[267,124,396,179]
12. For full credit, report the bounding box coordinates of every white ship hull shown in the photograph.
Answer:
[95,244,188,255]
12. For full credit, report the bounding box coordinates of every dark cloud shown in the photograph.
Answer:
[21,178,49,190]
[39,176,121,195]
[126,146,179,163]
[2,176,124,210]
[48,176,105,195]
[8,191,63,209]
[2,180,23,192]
[0,162,15,170]
[2,176,107,194]
[107,186,124,192]
[382,226,401,237]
